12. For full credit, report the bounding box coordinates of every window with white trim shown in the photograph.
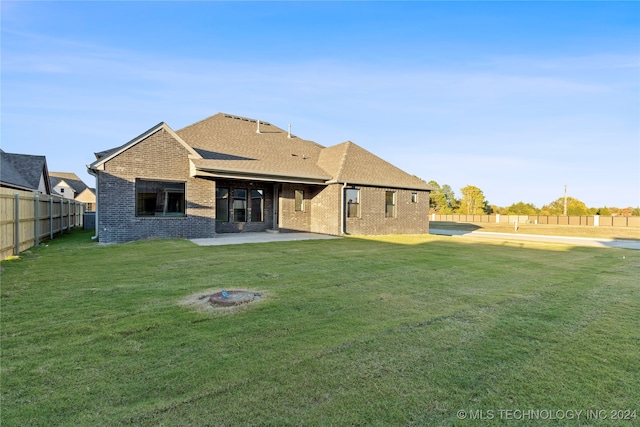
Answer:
[385,191,396,218]
[346,188,360,218]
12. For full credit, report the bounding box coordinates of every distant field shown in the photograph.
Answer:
[1,229,638,425]
[430,221,640,240]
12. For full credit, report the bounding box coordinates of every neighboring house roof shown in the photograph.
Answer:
[75,187,96,203]
[49,172,90,196]
[90,113,432,191]
[0,149,51,193]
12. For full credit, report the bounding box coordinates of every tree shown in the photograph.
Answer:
[618,207,634,217]
[428,181,446,213]
[441,184,459,213]
[482,200,494,215]
[505,202,539,215]
[458,185,488,215]
[428,181,457,213]
[541,197,588,216]
[491,205,507,215]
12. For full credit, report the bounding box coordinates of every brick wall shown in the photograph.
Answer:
[310,184,341,235]
[279,184,321,232]
[280,184,429,236]
[345,187,430,235]
[97,128,215,243]
[95,127,430,242]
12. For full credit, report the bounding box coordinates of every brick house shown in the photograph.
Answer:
[87,113,432,243]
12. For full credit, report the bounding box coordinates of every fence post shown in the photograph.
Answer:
[50,197,54,239]
[14,193,20,255]
[35,194,40,246]
[59,197,63,235]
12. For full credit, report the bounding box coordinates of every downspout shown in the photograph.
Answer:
[273,183,279,231]
[87,167,99,240]
[341,182,347,235]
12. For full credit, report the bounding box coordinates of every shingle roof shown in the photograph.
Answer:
[177,114,331,182]
[319,141,431,190]
[49,172,90,194]
[91,113,432,191]
[0,150,50,192]
[177,113,430,189]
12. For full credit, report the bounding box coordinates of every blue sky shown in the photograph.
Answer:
[2,1,638,208]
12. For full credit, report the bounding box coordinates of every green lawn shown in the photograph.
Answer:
[1,230,638,426]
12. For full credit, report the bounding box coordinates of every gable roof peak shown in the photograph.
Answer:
[49,171,89,194]
[319,140,431,191]
[88,122,200,172]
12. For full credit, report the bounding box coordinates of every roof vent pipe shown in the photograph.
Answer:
[288,124,292,139]
[256,120,261,134]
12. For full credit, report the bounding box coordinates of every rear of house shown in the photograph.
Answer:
[88,113,432,243]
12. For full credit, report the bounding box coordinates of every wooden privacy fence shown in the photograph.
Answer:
[431,213,640,228]
[1,188,85,260]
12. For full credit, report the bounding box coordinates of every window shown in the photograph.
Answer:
[411,192,418,203]
[251,189,264,222]
[216,187,229,222]
[233,189,247,222]
[346,188,360,218]
[385,191,396,218]
[60,188,65,193]
[295,189,304,212]
[136,179,185,217]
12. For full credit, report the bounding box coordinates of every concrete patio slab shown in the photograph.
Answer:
[191,232,340,246]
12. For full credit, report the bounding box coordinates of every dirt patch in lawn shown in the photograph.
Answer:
[178,288,267,315]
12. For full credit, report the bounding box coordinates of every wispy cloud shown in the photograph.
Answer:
[2,24,637,208]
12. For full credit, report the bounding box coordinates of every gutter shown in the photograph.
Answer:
[86,166,99,240]
[193,166,330,185]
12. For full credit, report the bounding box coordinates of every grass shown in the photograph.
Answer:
[1,229,639,426]
[430,221,640,240]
